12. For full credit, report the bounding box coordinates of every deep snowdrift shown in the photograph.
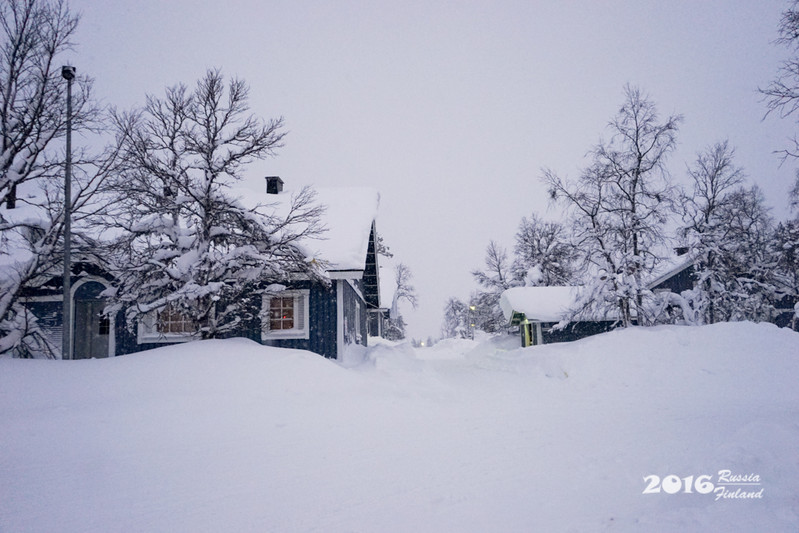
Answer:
[1,322,797,532]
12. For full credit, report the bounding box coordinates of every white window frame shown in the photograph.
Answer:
[261,289,310,341]
[137,305,199,344]
[354,301,362,343]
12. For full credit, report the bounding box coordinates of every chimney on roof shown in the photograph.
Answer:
[265,176,284,194]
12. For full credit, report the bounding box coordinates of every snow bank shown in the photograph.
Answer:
[1,323,798,532]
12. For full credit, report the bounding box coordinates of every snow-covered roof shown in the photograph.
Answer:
[646,254,696,290]
[237,185,380,273]
[500,286,580,323]
[307,187,379,272]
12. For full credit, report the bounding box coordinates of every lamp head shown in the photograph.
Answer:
[61,65,76,80]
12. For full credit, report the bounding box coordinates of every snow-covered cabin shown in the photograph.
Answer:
[17,177,386,360]
[499,286,616,347]
[647,249,798,328]
[248,179,386,358]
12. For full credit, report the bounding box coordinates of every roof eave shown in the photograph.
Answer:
[327,269,364,280]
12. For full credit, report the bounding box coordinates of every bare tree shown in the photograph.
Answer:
[773,217,799,330]
[544,86,681,326]
[470,240,516,332]
[710,185,776,322]
[384,262,417,341]
[102,70,326,340]
[0,0,108,357]
[663,145,781,326]
[392,262,418,310]
[682,141,745,228]
[762,1,799,159]
[673,142,746,324]
[472,240,514,293]
[0,0,95,208]
[761,0,799,207]
[441,296,469,339]
[513,213,575,286]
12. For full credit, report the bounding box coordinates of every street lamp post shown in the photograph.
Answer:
[61,65,75,360]
[469,304,476,340]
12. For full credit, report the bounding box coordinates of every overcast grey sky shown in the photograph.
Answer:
[67,0,797,339]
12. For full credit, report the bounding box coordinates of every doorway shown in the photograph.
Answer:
[73,298,109,359]
[71,280,112,359]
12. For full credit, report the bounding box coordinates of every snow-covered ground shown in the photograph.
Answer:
[1,322,797,532]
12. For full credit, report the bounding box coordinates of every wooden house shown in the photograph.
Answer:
[19,178,385,360]
[647,251,798,329]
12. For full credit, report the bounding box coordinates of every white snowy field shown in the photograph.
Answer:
[1,323,798,532]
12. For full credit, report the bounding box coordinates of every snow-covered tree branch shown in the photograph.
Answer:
[101,69,326,340]
[512,213,575,286]
[672,141,781,325]
[0,0,111,357]
[543,86,681,327]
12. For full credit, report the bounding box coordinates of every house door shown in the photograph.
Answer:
[73,298,110,359]
[521,321,532,347]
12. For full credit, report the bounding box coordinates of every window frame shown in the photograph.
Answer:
[137,304,199,344]
[261,289,310,341]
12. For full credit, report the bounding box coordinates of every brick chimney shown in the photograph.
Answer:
[265,176,284,194]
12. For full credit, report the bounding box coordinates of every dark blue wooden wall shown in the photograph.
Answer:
[259,281,339,358]
[542,320,617,344]
[651,264,696,294]
[341,280,368,347]
[117,280,343,359]
[24,274,373,360]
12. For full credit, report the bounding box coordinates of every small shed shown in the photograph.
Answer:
[500,286,616,347]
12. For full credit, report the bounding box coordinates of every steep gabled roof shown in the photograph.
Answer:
[306,187,380,272]
[236,184,380,274]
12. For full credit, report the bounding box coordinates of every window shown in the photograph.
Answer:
[137,304,198,343]
[262,290,310,340]
[98,316,110,336]
[158,306,195,334]
[269,295,296,331]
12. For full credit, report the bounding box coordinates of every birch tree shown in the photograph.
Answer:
[544,86,681,326]
[676,142,745,324]
[385,262,417,340]
[512,213,575,286]
[762,0,799,161]
[470,240,516,332]
[773,217,799,329]
[0,0,106,357]
[441,297,469,339]
[103,70,326,339]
